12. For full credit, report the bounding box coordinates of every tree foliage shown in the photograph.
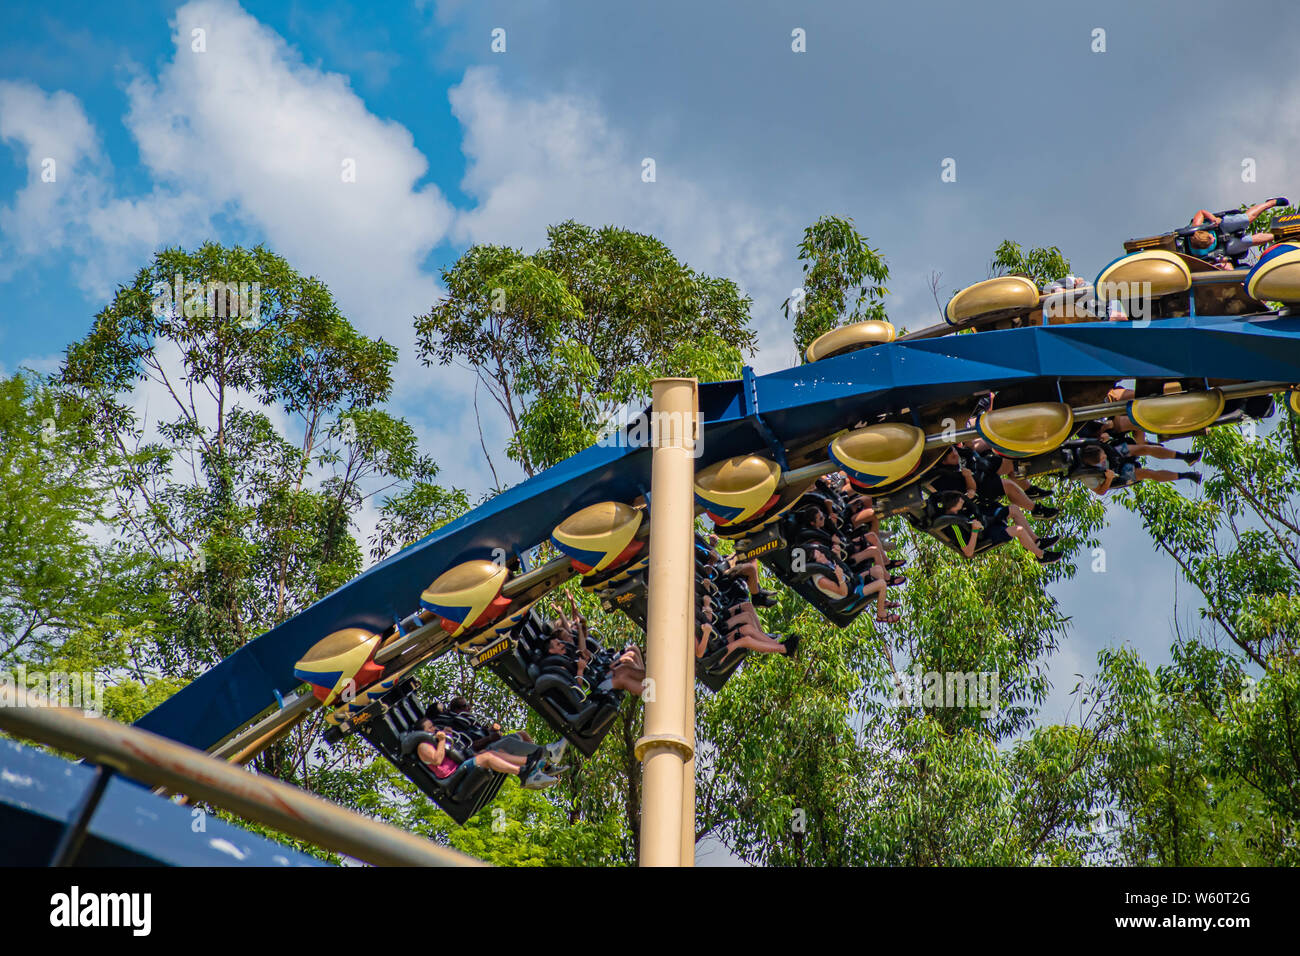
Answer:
[988,240,1071,287]
[783,215,889,357]
[0,369,178,698]
[1090,409,1300,864]
[59,243,461,673]
[1,372,109,662]
[52,243,465,789]
[416,221,755,476]
[699,481,1107,865]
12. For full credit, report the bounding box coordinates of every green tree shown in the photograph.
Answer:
[1089,644,1297,866]
[57,243,464,788]
[0,371,165,668]
[416,221,755,477]
[699,481,1108,866]
[1091,408,1300,864]
[0,369,183,763]
[988,240,1071,287]
[783,215,890,357]
[1,371,104,662]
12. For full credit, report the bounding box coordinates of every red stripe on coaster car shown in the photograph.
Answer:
[605,538,644,571]
[469,594,512,630]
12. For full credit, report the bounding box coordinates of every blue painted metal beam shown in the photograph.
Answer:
[135,313,1300,751]
[0,738,325,866]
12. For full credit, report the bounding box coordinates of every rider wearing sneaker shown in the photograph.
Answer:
[414,717,559,790]
[969,446,1058,517]
[1186,198,1288,266]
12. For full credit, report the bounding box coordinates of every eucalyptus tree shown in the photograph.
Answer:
[416,221,754,477]
[782,215,889,357]
[58,243,464,785]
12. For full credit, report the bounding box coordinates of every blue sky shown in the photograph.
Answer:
[2,0,1295,860]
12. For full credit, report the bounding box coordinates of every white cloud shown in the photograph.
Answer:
[122,0,453,334]
[448,67,796,368]
[0,1,492,497]
[1,0,454,335]
[1,4,829,500]
[0,80,210,295]
[0,81,99,262]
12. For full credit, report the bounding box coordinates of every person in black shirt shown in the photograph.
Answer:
[1068,440,1200,494]
[934,492,1061,563]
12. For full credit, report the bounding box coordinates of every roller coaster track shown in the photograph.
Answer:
[133,309,1300,759]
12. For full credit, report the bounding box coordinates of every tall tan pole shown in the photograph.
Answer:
[635,377,698,867]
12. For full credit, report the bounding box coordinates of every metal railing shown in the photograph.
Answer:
[0,688,481,867]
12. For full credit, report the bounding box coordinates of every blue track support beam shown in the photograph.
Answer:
[741,364,789,469]
[136,313,1300,751]
[49,765,113,866]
